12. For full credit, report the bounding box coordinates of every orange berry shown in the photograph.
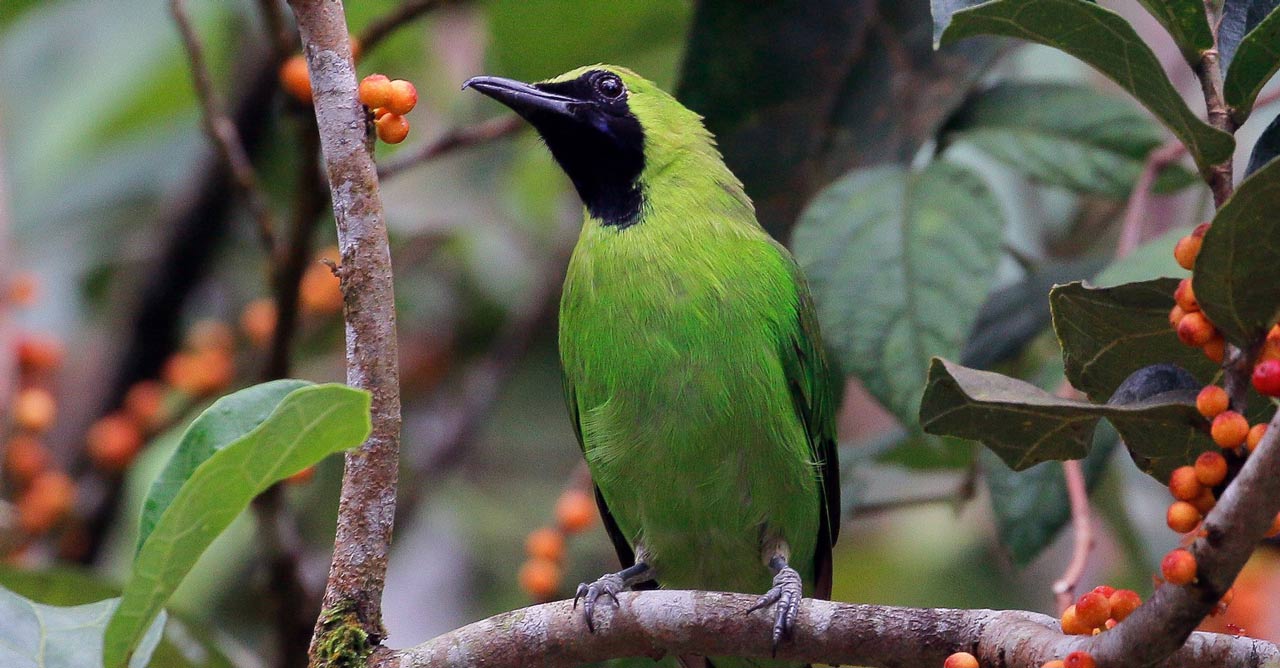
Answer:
[372,107,392,121]
[299,262,343,315]
[279,55,312,103]
[163,352,201,395]
[555,488,597,534]
[1195,385,1229,419]
[1161,548,1197,585]
[124,380,167,431]
[1089,585,1115,598]
[1042,662,1065,668]
[13,387,56,433]
[17,470,75,534]
[4,435,49,484]
[286,466,316,485]
[16,335,63,373]
[1173,235,1202,270]
[1074,591,1110,629]
[1190,487,1217,514]
[1108,589,1141,621]
[1168,466,1203,502]
[518,557,561,600]
[1202,334,1226,363]
[1247,423,1268,452]
[1177,311,1215,347]
[1194,451,1228,487]
[1169,304,1186,328]
[943,652,979,668]
[1211,411,1249,448]
[1060,604,1091,635]
[187,319,235,353]
[387,79,418,115]
[1167,501,1202,533]
[1266,512,1280,539]
[7,273,38,306]
[1191,222,1210,238]
[1174,278,1199,312]
[525,526,565,562]
[375,112,410,144]
[87,414,144,472]
[240,298,278,348]
[358,74,393,109]
[1063,651,1096,668]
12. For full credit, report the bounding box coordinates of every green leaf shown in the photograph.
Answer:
[681,1,998,236]
[136,378,311,551]
[1051,279,1218,402]
[983,423,1116,566]
[104,383,371,668]
[930,0,991,44]
[1134,0,1214,63]
[940,0,1235,176]
[1224,3,1280,123]
[1246,110,1280,176]
[946,82,1198,197]
[0,586,164,668]
[920,358,1213,479]
[1193,156,1280,345]
[794,162,1004,424]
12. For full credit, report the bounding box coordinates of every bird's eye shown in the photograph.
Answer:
[595,74,625,100]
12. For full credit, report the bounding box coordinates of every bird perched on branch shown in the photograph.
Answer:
[465,65,839,668]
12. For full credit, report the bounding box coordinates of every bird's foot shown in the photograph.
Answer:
[573,572,625,632]
[747,564,803,654]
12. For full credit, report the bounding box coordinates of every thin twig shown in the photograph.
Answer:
[376,590,1278,668]
[378,115,524,179]
[1048,382,1093,612]
[170,0,277,254]
[255,0,295,62]
[286,2,402,664]
[356,0,463,53]
[1116,142,1190,256]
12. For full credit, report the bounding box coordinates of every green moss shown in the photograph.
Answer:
[312,603,375,668]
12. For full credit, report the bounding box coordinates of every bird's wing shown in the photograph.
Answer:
[564,378,659,589]
[777,247,841,600]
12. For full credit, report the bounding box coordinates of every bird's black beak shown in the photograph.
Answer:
[462,75,580,118]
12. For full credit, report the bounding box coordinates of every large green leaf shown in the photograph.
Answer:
[1134,0,1214,64]
[1247,111,1280,176]
[945,82,1197,197]
[1221,0,1280,123]
[0,586,163,668]
[1051,279,1218,403]
[680,1,998,237]
[920,358,1213,479]
[939,0,1235,177]
[137,378,311,550]
[104,383,371,668]
[794,162,1003,424]
[1193,156,1280,345]
[983,423,1116,566]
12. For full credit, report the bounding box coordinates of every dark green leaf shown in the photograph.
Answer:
[1193,156,1280,345]
[920,358,1213,479]
[1134,0,1214,63]
[105,384,371,668]
[794,163,1004,424]
[1051,279,1218,402]
[940,0,1234,176]
[1223,1,1280,123]
[1246,110,1280,176]
[1221,0,1279,64]
[0,586,163,668]
[983,423,1116,566]
[681,1,999,237]
[946,82,1197,197]
[137,378,311,551]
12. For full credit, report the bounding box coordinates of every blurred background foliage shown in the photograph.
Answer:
[1,1,1279,666]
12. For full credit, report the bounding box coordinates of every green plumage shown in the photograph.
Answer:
[469,65,839,668]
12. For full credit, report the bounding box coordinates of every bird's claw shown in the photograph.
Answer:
[747,565,803,655]
[573,572,625,632]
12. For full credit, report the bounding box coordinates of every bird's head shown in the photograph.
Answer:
[464,65,716,229]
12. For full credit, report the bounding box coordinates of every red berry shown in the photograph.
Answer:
[525,527,565,562]
[1074,591,1110,629]
[518,558,561,601]
[1063,651,1096,668]
[1177,311,1215,347]
[1174,278,1199,312]
[1254,359,1280,396]
[1108,589,1141,621]
[1060,604,1091,635]
[279,55,312,103]
[1191,222,1210,238]
[944,652,979,668]
[1161,548,1197,585]
[1211,411,1249,448]
[1247,423,1268,452]
[1194,451,1228,487]
[1169,304,1186,328]
[1168,466,1203,502]
[1202,334,1226,363]
[1195,385,1229,419]
[556,489,597,533]
[1089,585,1115,598]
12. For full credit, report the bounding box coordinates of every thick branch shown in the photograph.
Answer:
[378,591,1277,668]
[287,0,402,660]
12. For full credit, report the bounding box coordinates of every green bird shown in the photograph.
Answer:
[465,65,839,666]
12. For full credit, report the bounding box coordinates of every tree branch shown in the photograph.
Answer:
[356,0,465,53]
[377,115,524,180]
[170,0,277,254]
[286,0,402,663]
[376,591,1278,668]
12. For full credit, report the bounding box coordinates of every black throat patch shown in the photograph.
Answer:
[532,72,646,228]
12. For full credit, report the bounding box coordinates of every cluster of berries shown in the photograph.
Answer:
[1060,585,1141,635]
[518,488,597,601]
[944,650,1096,668]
